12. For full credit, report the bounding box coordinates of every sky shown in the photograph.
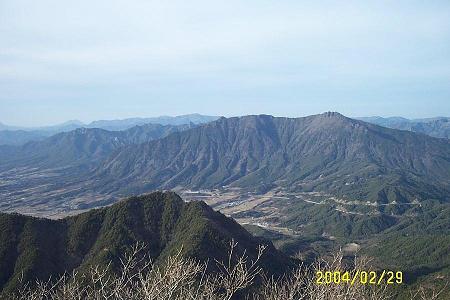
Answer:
[0,0,449,126]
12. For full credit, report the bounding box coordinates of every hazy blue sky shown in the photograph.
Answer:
[1,0,449,126]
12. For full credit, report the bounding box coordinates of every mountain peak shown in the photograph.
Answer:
[318,111,346,119]
[307,111,355,128]
[60,120,84,126]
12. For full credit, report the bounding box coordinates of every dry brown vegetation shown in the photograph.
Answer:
[2,241,447,300]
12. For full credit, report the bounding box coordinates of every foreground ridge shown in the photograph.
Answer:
[0,191,290,293]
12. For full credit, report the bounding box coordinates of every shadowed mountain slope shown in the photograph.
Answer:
[93,113,450,205]
[0,130,47,146]
[0,123,195,170]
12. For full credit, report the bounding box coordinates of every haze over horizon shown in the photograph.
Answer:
[1,0,449,126]
[2,112,450,129]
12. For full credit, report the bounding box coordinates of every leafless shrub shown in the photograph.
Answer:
[3,244,448,300]
[409,280,449,300]
[255,266,305,300]
[4,240,265,300]
[212,240,266,300]
[255,249,392,300]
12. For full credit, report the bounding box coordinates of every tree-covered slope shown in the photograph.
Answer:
[0,191,290,293]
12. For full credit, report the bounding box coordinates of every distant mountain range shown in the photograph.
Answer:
[92,113,450,205]
[0,114,220,145]
[87,114,220,130]
[1,113,449,214]
[0,120,84,132]
[358,116,450,139]
[2,114,448,146]
[0,123,195,170]
[0,120,85,146]
[0,192,289,293]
